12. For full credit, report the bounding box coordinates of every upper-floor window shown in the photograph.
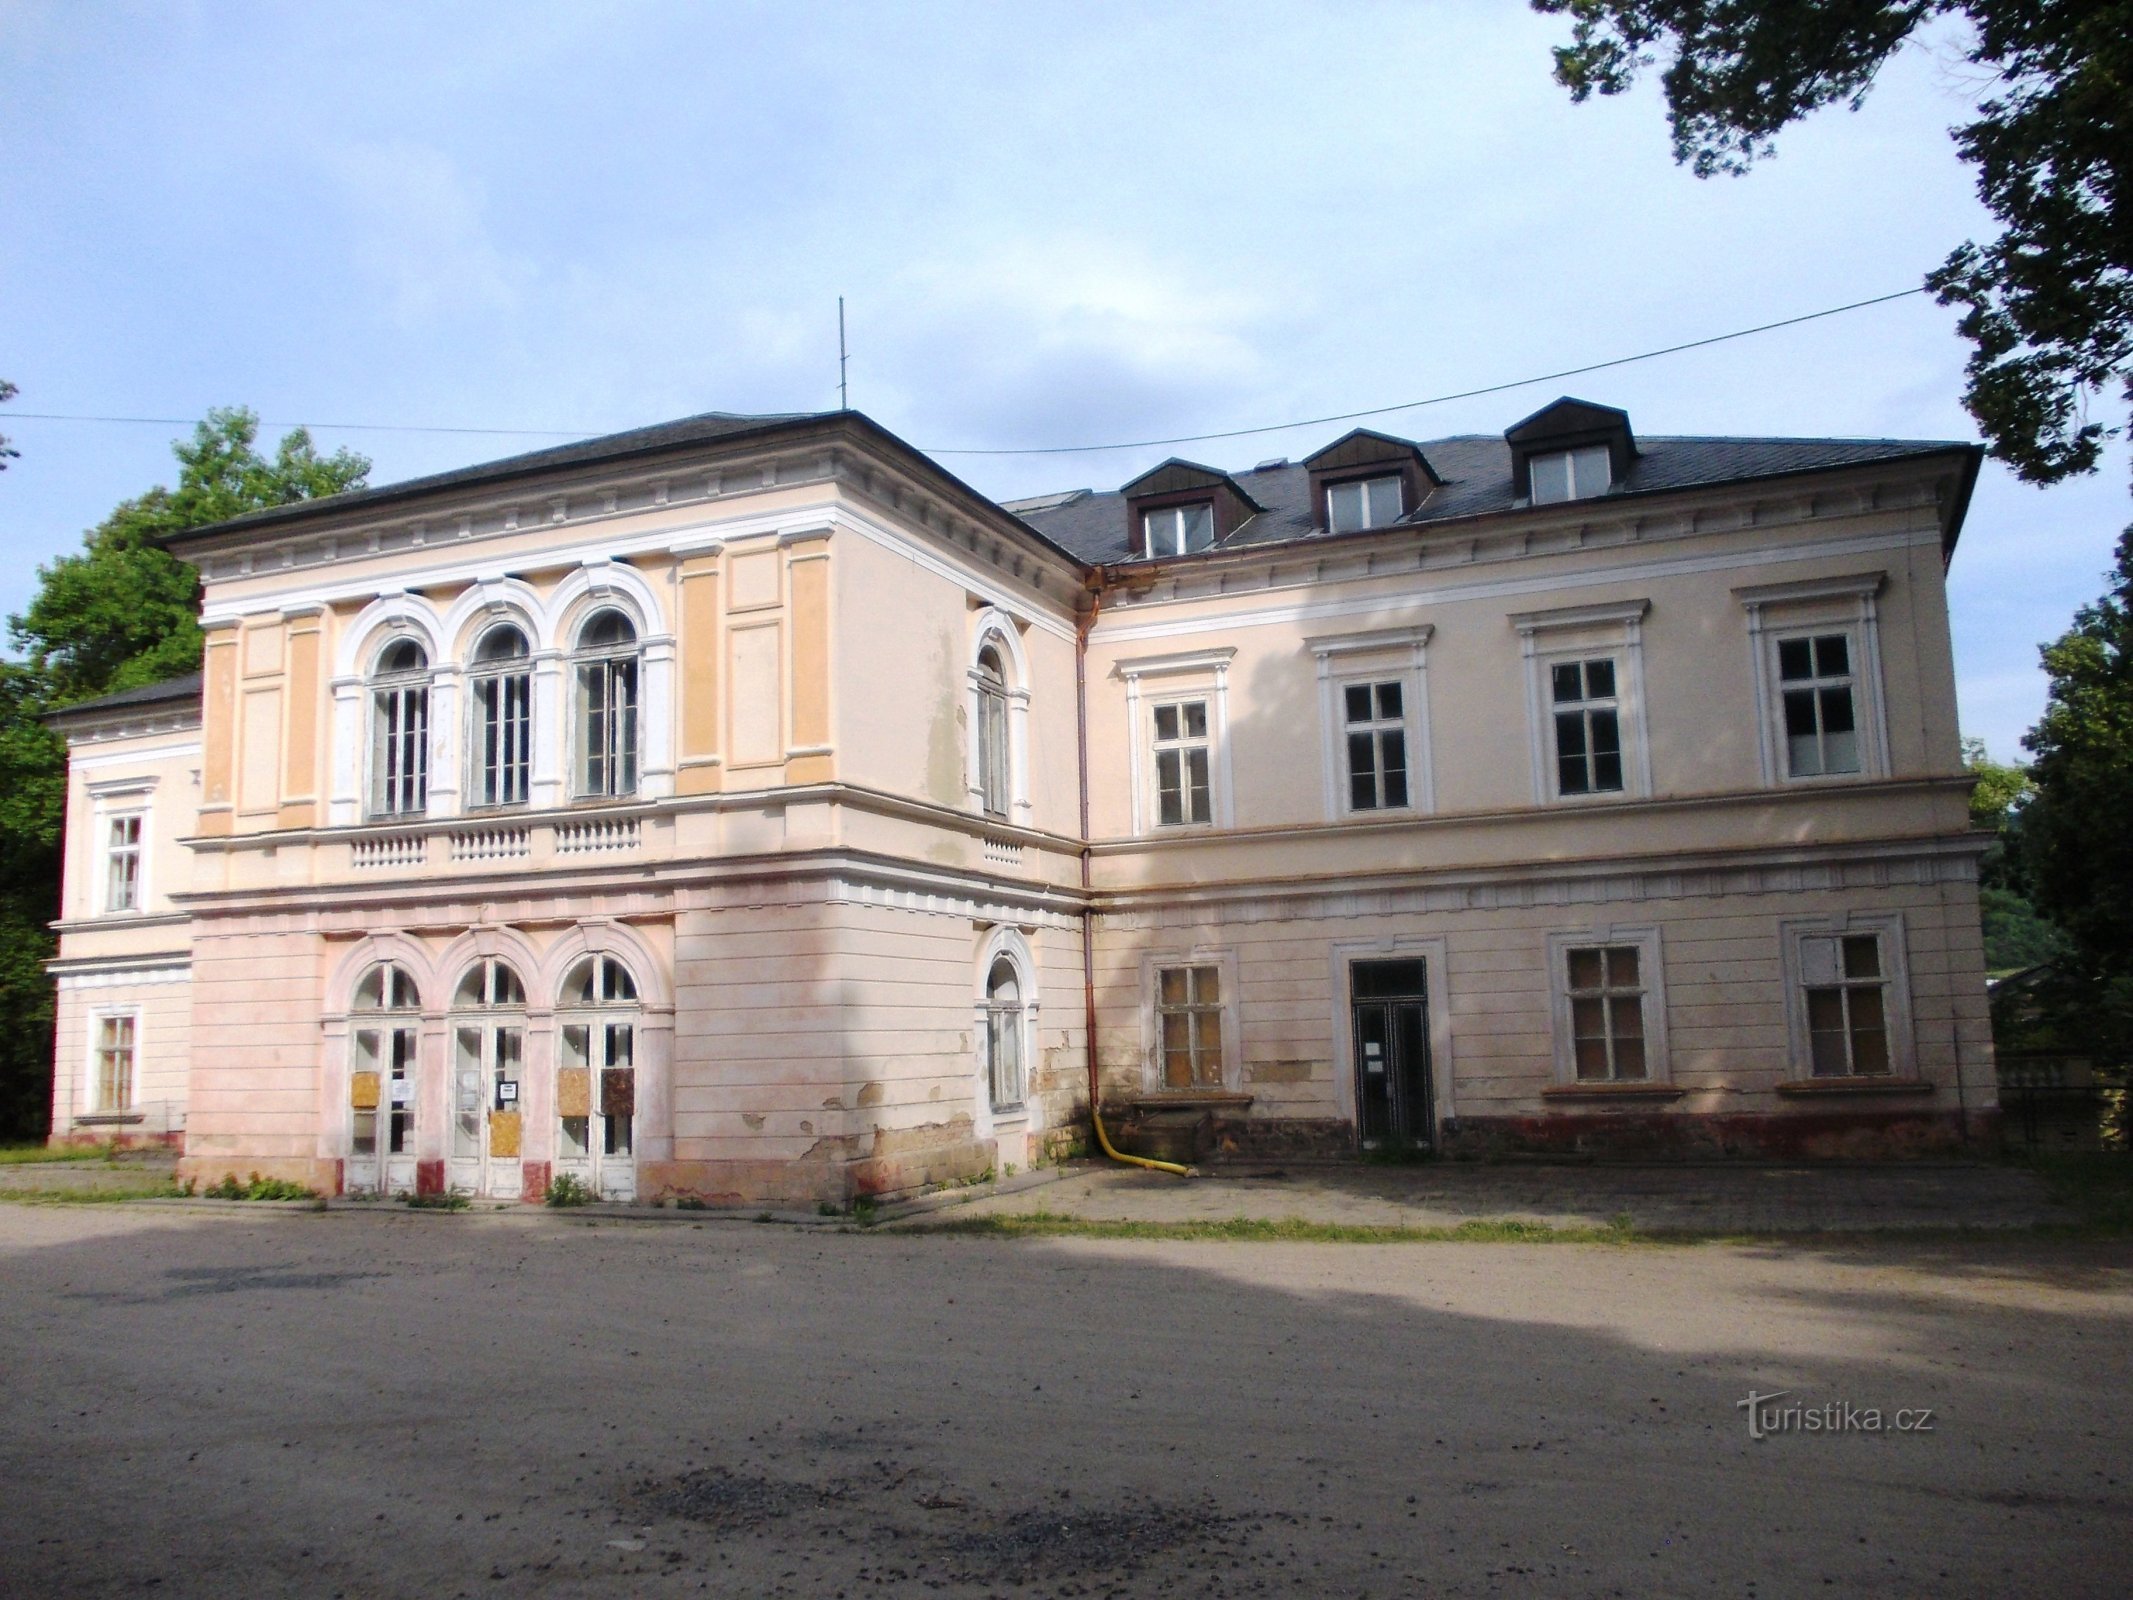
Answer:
[468,624,532,808]
[1778,633,1860,777]
[103,813,143,913]
[1152,699,1213,827]
[976,646,1009,818]
[1551,658,1624,797]
[572,610,639,800]
[1326,475,1404,533]
[1529,445,1612,505]
[1142,502,1215,558]
[368,638,430,818]
[1343,682,1409,811]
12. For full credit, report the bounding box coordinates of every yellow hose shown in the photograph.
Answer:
[1090,1106,1192,1177]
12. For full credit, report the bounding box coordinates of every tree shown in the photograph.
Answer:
[0,411,367,1139]
[1,379,18,471]
[1961,736,2065,972]
[1532,2,2133,485]
[2015,524,2133,1065]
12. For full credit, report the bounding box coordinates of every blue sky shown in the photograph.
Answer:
[2,0,2124,758]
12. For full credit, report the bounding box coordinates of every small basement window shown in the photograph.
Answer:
[1529,445,1612,505]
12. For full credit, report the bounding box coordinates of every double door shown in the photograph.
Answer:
[449,1021,525,1198]
[555,1017,636,1201]
[347,1024,419,1196]
[1351,959,1434,1150]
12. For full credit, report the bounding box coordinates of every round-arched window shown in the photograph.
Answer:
[368,639,431,818]
[976,645,1009,818]
[572,610,640,799]
[350,961,420,1163]
[450,958,526,1170]
[469,624,532,808]
[984,955,1024,1111]
[556,953,639,1166]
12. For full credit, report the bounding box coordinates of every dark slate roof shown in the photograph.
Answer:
[162,410,831,548]
[44,671,203,723]
[1014,434,1976,565]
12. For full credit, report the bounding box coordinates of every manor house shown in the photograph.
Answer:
[44,399,1998,1201]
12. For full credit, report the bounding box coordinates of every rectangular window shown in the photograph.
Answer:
[1778,634,1860,777]
[1141,502,1215,558]
[1564,946,1648,1081]
[104,813,142,913]
[577,658,640,797]
[1152,700,1213,826]
[1529,445,1612,505]
[94,1014,136,1111]
[1801,933,1891,1076]
[1551,659,1623,796]
[1326,475,1404,533]
[1156,965,1223,1089]
[371,685,429,816]
[473,671,532,807]
[1343,681,1409,811]
[978,679,1009,817]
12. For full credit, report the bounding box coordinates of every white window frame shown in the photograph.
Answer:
[1118,648,1236,835]
[1141,501,1216,558]
[1510,600,1652,805]
[1325,474,1405,533]
[1307,626,1434,820]
[1545,927,1671,1086]
[1735,572,1891,786]
[1139,947,1241,1094]
[465,623,534,810]
[570,609,642,801]
[1528,444,1612,505]
[1778,913,1915,1081]
[965,611,1032,823]
[366,637,432,820]
[84,776,157,918]
[85,1007,141,1114]
[971,928,1040,1140]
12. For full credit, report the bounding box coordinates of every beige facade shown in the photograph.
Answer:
[47,402,1998,1196]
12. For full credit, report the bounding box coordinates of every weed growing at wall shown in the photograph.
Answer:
[545,1173,596,1208]
[199,1172,318,1201]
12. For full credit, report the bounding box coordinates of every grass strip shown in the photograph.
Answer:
[0,1185,189,1204]
[0,1144,118,1166]
[905,1209,1647,1244]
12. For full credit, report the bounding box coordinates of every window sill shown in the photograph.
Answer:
[1125,1091,1253,1111]
[75,1111,144,1126]
[1542,1083,1683,1102]
[1776,1076,1932,1097]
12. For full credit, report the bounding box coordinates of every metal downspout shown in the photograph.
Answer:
[1077,575,1190,1177]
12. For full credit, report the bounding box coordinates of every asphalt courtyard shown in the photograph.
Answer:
[2,1201,2127,1599]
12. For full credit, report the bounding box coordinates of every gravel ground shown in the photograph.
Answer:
[1,1205,2127,1598]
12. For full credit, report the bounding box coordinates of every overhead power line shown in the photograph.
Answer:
[4,285,1932,458]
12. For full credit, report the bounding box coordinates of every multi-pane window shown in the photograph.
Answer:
[469,624,532,808]
[1565,946,1647,1081]
[104,813,143,913]
[351,962,420,1160]
[1343,681,1409,811]
[1802,933,1890,1076]
[976,647,1009,817]
[1156,965,1223,1089]
[1327,475,1404,533]
[559,954,638,1161]
[1152,700,1213,826]
[1529,445,1612,504]
[368,638,430,817]
[451,958,526,1165]
[1141,502,1215,558]
[1551,659,1623,796]
[94,1014,136,1111]
[573,609,640,799]
[983,956,1024,1111]
[1778,634,1860,777]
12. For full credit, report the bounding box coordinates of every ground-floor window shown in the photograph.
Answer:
[1564,945,1648,1081]
[93,1013,136,1111]
[984,956,1025,1111]
[1801,932,1891,1076]
[1156,964,1224,1089]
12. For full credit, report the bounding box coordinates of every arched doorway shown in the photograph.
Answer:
[347,961,421,1195]
[556,952,639,1200]
[448,957,527,1197]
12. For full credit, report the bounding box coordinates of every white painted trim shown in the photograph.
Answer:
[1515,602,1651,805]
[1543,925,1672,1086]
[1738,572,1892,786]
[967,608,1033,821]
[1777,911,1916,1079]
[972,925,1041,1136]
[1091,526,1938,646]
[1309,625,1435,821]
[55,961,190,992]
[334,592,447,679]
[69,740,201,771]
[81,1003,143,1116]
[1137,946,1242,1094]
[1327,936,1453,1129]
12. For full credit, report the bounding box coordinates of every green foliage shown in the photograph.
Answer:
[2017,526,2133,1062]
[0,1141,111,1165]
[0,411,366,1140]
[1959,737,2068,972]
[1532,1,2133,484]
[200,1171,318,1201]
[404,1190,472,1210]
[545,1172,597,1207]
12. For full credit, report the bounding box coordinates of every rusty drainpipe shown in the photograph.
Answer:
[1077,572,1190,1177]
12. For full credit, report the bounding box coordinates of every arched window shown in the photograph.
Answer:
[556,953,638,1171]
[450,957,526,1187]
[976,646,1009,818]
[368,637,430,818]
[350,962,421,1164]
[984,955,1024,1111]
[573,609,639,799]
[468,624,531,808]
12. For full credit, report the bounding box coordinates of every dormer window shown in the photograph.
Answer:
[1142,502,1215,557]
[1529,445,1613,505]
[1326,475,1404,533]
